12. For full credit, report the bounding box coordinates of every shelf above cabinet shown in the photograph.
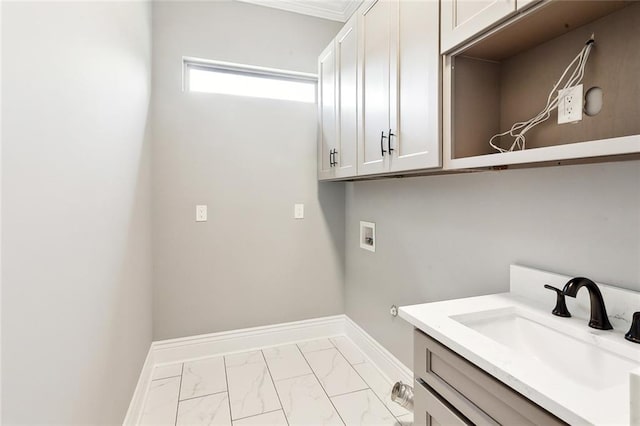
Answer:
[448,135,640,170]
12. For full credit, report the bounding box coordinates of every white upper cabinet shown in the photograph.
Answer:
[390,0,441,172]
[334,15,358,179]
[317,41,336,181]
[320,0,638,179]
[441,0,516,53]
[357,0,392,176]
[357,0,441,177]
[317,15,358,181]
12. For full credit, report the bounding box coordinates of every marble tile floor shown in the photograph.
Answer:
[139,336,413,426]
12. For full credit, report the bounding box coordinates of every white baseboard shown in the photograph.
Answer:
[152,315,345,365]
[123,345,155,426]
[123,314,411,425]
[344,316,413,385]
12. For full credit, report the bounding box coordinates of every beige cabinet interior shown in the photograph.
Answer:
[445,1,640,167]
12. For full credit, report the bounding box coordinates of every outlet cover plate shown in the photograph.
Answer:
[558,84,583,124]
[196,205,207,222]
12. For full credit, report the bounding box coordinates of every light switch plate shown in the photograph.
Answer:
[294,203,304,219]
[196,205,207,222]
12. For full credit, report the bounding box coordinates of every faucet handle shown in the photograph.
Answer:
[544,285,571,318]
[625,312,640,344]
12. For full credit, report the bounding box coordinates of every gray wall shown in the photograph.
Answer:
[2,2,152,423]
[152,1,345,340]
[345,161,640,368]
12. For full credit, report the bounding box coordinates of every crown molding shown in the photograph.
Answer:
[341,0,361,21]
[235,0,362,22]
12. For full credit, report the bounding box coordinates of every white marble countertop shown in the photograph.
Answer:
[399,265,640,426]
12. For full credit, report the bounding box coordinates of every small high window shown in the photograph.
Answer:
[184,58,317,103]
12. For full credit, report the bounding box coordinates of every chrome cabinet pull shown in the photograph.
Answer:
[380,131,387,156]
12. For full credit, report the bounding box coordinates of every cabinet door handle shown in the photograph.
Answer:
[388,129,395,153]
[329,149,334,167]
[333,149,338,166]
[380,131,387,156]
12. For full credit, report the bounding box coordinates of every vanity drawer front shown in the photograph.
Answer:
[414,378,472,426]
[414,329,566,426]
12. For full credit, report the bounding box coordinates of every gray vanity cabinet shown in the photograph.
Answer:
[414,381,471,426]
[413,329,566,426]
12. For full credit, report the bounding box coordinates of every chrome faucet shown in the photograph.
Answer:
[562,277,613,330]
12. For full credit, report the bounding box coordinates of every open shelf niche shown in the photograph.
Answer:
[444,0,640,169]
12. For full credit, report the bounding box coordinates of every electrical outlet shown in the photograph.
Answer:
[196,205,207,222]
[294,203,304,219]
[558,84,583,124]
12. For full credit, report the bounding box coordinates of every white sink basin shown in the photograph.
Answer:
[399,265,640,425]
[452,307,639,391]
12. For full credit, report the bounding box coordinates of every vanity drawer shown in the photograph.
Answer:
[414,378,472,426]
[414,329,566,426]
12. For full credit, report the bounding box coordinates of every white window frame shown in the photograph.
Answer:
[182,57,318,103]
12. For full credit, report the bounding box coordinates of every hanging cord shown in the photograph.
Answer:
[489,34,595,153]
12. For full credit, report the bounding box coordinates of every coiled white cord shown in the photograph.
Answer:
[489,34,595,153]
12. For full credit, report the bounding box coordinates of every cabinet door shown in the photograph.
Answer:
[441,0,516,53]
[357,0,392,176]
[389,0,441,172]
[335,16,358,178]
[415,380,472,426]
[317,41,336,181]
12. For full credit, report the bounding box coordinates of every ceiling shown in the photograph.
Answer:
[235,0,362,22]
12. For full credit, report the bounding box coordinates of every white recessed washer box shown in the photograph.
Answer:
[359,221,375,252]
